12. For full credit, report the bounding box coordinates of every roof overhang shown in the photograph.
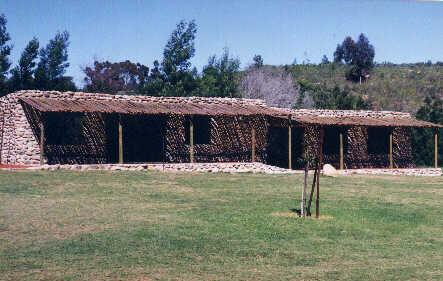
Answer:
[19,97,285,117]
[19,96,442,128]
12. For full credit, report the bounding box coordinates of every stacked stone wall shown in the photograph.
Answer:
[0,95,41,164]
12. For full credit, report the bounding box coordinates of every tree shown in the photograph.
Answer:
[334,34,375,82]
[162,20,197,76]
[83,60,149,94]
[0,14,12,95]
[200,48,241,97]
[412,94,443,166]
[240,66,299,108]
[333,44,343,63]
[9,37,39,91]
[35,31,76,91]
[321,55,329,65]
[139,60,165,96]
[253,54,263,68]
[159,20,199,96]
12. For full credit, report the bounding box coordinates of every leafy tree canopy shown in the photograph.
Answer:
[334,34,375,82]
[253,54,263,68]
[162,20,197,76]
[200,48,241,97]
[83,60,149,94]
[9,37,39,91]
[0,14,12,95]
[35,31,76,91]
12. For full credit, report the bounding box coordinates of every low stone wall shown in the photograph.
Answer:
[21,163,441,176]
[340,168,442,177]
[26,162,298,174]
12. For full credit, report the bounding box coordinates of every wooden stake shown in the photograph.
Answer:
[118,115,123,164]
[301,163,308,217]
[306,163,317,217]
[339,132,344,170]
[39,121,45,165]
[435,130,439,168]
[190,117,194,163]
[316,128,324,219]
[389,131,393,169]
[288,120,292,169]
[251,127,256,162]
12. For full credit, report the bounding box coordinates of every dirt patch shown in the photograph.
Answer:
[271,212,334,220]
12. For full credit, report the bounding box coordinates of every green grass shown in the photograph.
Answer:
[0,171,442,280]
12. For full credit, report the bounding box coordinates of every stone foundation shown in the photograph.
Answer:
[17,163,441,176]
[26,162,297,174]
[340,168,442,177]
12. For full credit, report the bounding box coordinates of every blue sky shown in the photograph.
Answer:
[2,0,443,86]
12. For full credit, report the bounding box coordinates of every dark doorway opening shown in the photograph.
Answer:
[266,126,304,169]
[105,114,166,163]
[322,127,347,168]
[367,127,391,168]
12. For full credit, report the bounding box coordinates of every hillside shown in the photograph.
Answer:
[283,63,443,114]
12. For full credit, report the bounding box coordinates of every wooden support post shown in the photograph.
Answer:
[288,118,292,169]
[435,129,439,168]
[306,163,317,217]
[339,132,344,170]
[301,163,308,217]
[389,131,393,169]
[118,115,123,164]
[189,117,194,163]
[39,121,45,165]
[251,127,256,162]
[316,128,324,219]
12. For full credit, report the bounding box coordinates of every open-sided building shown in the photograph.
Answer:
[0,90,441,169]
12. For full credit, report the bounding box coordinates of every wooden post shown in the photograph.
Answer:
[189,117,194,163]
[389,131,393,169]
[39,121,45,165]
[435,129,439,168]
[251,127,256,162]
[316,128,324,219]
[288,118,292,169]
[118,115,123,164]
[339,132,344,170]
[301,163,308,217]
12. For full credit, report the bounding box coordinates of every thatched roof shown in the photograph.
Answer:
[12,90,442,128]
[17,90,284,117]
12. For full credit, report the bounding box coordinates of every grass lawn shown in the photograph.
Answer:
[0,171,442,281]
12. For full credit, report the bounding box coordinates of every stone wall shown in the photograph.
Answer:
[22,163,441,177]
[0,94,41,164]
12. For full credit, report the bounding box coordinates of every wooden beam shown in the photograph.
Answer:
[118,115,123,164]
[435,129,439,168]
[189,117,194,163]
[39,121,45,165]
[389,131,393,169]
[339,132,344,170]
[316,127,324,219]
[288,120,292,169]
[251,127,256,162]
